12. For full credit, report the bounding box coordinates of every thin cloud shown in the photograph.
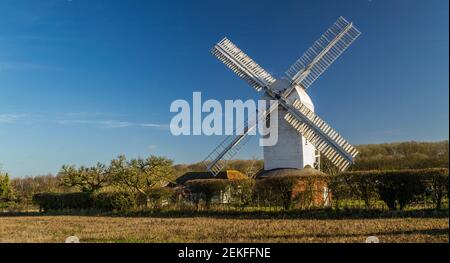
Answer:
[0,114,25,123]
[64,111,125,117]
[140,123,170,130]
[22,114,167,130]
[98,120,133,128]
[57,119,132,128]
[57,119,90,124]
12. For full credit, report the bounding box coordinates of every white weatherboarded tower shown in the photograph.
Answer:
[204,17,361,175]
[263,79,317,171]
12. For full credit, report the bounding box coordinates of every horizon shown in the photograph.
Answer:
[2,139,448,177]
[1,0,449,177]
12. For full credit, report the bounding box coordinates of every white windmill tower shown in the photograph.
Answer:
[204,17,361,175]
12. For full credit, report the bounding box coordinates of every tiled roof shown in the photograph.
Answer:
[175,170,247,185]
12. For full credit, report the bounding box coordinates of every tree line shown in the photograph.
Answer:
[0,140,448,210]
[31,168,449,212]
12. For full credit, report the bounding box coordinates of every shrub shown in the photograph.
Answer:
[93,191,136,211]
[376,171,424,210]
[331,168,448,210]
[0,200,15,210]
[33,192,93,211]
[328,176,353,208]
[254,176,299,210]
[0,172,11,199]
[418,168,449,209]
[33,191,138,212]
[229,179,255,209]
[147,187,175,208]
[330,172,379,208]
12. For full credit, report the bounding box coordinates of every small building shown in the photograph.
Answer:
[175,170,248,205]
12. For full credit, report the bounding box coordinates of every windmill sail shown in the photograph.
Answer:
[204,102,279,175]
[212,38,276,92]
[204,130,252,175]
[286,17,361,89]
[207,17,361,174]
[283,99,358,171]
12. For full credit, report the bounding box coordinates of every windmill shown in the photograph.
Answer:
[204,17,361,176]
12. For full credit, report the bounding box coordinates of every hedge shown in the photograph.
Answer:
[32,168,448,212]
[185,169,448,211]
[33,191,136,211]
[228,179,255,209]
[425,170,449,209]
[331,168,448,210]
[93,191,136,211]
[33,192,92,211]
[254,176,299,210]
[328,172,378,208]
[254,175,329,210]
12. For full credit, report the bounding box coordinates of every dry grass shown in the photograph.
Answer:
[0,215,448,243]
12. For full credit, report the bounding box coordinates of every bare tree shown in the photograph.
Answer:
[110,155,175,205]
[60,163,111,193]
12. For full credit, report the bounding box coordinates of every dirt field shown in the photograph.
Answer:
[0,215,448,243]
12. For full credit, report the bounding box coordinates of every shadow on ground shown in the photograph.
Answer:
[1,208,448,220]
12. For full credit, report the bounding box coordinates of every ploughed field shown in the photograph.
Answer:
[0,216,448,243]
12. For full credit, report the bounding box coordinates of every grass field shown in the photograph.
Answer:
[0,215,448,243]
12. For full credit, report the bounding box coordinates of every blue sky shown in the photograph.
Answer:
[0,0,448,177]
